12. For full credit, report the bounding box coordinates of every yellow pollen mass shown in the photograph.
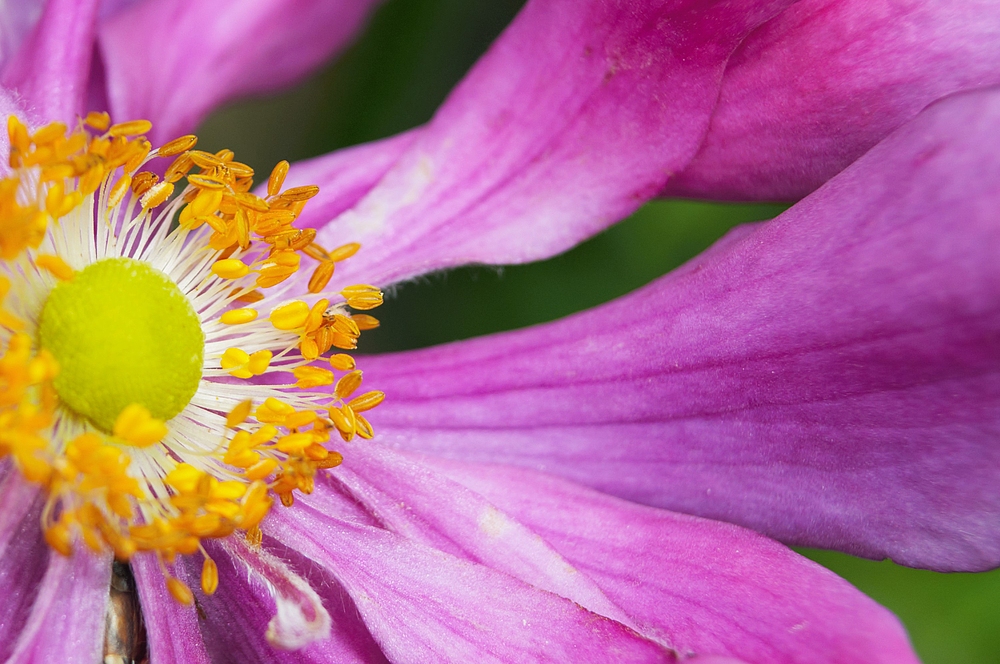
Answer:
[0,113,387,606]
[38,257,204,431]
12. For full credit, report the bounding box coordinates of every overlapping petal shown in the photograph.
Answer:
[99,0,384,144]
[3,538,110,662]
[0,0,99,124]
[426,454,919,663]
[665,0,1000,200]
[264,496,674,663]
[304,0,794,289]
[131,554,211,664]
[361,87,1000,572]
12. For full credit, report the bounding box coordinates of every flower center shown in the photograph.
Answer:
[38,257,203,431]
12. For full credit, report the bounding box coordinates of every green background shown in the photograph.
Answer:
[197,1,1000,660]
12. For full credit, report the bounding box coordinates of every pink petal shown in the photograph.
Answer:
[5,545,110,663]
[665,0,1000,200]
[310,0,794,289]
[0,471,48,660]
[131,553,211,664]
[265,502,673,662]
[187,538,386,662]
[0,0,100,123]
[280,128,420,231]
[362,87,1000,571]
[0,1,45,72]
[98,0,383,144]
[324,443,639,631]
[428,457,919,664]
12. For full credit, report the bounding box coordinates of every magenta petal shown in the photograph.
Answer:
[189,538,387,662]
[6,545,110,663]
[428,458,918,664]
[280,128,420,231]
[265,503,672,662]
[313,0,793,288]
[0,471,48,660]
[131,554,211,664]
[364,87,1000,571]
[98,0,382,143]
[0,0,99,123]
[665,0,1000,200]
[325,443,637,629]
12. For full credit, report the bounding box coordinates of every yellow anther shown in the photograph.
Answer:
[113,403,169,447]
[109,173,132,208]
[335,370,363,399]
[352,314,380,330]
[157,134,197,157]
[348,390,385,413]
[328,404,356,440]
[269,300,310,330]
[140,181,174,209]
[220,308,257,325]
[247,350,272,375]
[131,171,158,195]
[340,284,383,310]
[84,111,111,131]
[275,433,313,454]
[245,458,278,481]
[108,119,152,137]
[328,243,361,262]
[35,254,74,281]
[329,354,356,371]
[293,366,335,389]
[355,414,374,440]
[307,262,335,293]
[267,160,289,197]
[279,185,320,202]
[7,115,29,153]
[33,122,67,144]
[256,397,295,424]
[166,577,194,605]
[187,173,228,190]
[44,523,73,557]
[211,259,250,280]
[201,557,219,595]
[226,400,253,428]
[284,410,317,429]
[220,348,270,379]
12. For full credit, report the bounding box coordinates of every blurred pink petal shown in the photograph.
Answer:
[99,0,384,143]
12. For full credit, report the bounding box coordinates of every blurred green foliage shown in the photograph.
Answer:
[197,0,1000,661]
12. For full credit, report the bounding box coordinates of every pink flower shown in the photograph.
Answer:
[0,0,995,662]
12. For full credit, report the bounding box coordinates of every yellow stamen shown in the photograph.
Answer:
[113,403,169,447]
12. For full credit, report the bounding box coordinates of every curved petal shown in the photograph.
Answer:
[0,1,44,72]
[98,0,383,143]
[664,0,1000,200]
[282,128,420,230]
[363,87,1000,571]
[323,444,638,631]
[311,0,793,289]
[0,0,99,123]
[131,554,211,664]
[4,545,110,664]
[426,457,918,664]
[265,502,673,663]
[0,473,48,661]
[185,538,385,663]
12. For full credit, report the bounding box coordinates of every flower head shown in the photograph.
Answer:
[0,0,995,662]
[0,112,384,605]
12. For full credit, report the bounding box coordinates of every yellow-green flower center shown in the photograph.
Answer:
[38,257,204,431]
